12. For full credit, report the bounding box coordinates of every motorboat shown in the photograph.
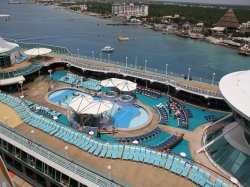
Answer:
[8,0,21,4]
[118,36,130,41]
[189,33,199,39]
[239,44,250,56]
[222,40,241,47]
[101,46,114,52]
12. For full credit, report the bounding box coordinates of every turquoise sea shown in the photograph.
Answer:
[0,0,249,80]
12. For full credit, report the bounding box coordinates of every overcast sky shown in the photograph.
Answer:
[161,0,250,5]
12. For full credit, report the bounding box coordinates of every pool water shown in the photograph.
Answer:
[142,132,171,146]
[171,140,192,159]
[48,88,149,129]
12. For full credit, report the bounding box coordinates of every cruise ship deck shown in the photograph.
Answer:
[0,41,237,187]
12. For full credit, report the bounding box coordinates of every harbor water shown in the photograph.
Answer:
[0,0,249,80]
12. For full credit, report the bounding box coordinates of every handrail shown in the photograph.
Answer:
[0,123,127,187]
[200,119,242,186]
[47,58,223,99]
[4,39,222,94]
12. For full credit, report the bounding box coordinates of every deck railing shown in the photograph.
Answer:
[4,40,223,98]
[6,39,220,85]
[55,56,223,99]
[0,124,126,187]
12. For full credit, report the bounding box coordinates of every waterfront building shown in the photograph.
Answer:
[112,3,148,17]
[240,21,250,29]
[162,14,180,24]
[216,9,240,31]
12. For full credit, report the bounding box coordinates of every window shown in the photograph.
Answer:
[2,140,7,150]
[35,159,43,172]
[8,144,14,154]
[13,160,23,172]
[69,178,78,187]
[15,147,21,158]
[61,173,69,186]
[21,151,28,163]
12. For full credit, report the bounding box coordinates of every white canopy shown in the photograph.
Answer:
[24,48,52,56]
[68,95,94,113]
[0,76,25,86]
[116,80,137,92]
[101,78,125,87]
[78,100,113,115]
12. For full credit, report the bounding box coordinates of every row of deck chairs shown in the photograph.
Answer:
[136,88,161,99]
[152,135,182,150]
[168,98,189,129]
[117,127,162,143]
[0,92,230,187]
[59,73,101,91]
[24,99,61,118]
[178,109,189,128]
[155,103,168,125]
[205,115,218,122]
[184,108,193,118]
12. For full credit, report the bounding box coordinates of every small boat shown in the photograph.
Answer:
[101,46,114,52]
[239,44,250,56]
[8,0,21,4]
[118,36,130,41]
[222,40,241,47]
[189,33,199,39]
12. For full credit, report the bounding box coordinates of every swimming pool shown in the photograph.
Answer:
[48,88,150,129]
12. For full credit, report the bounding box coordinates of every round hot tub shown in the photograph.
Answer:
[103,90,117,98]
[119,94,133,102]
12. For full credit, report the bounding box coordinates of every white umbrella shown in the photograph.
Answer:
[180,152,186,157]
[132,140,139,145]
[78,100,113,115]
[116,80,137,92]
[68,95,94,113]
[101,78,125,87]
[24,48,52,56]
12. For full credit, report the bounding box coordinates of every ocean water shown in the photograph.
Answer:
[0,0,249,80]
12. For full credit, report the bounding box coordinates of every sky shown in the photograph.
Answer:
[161,0,250,5]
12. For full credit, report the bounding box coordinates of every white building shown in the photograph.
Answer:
[241,21,250,29]
[112,3,148,17]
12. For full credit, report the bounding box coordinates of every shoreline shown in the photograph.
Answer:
[41,3,246,55]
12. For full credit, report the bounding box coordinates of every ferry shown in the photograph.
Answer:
[101,46,114,52]
[118,36,130,41]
